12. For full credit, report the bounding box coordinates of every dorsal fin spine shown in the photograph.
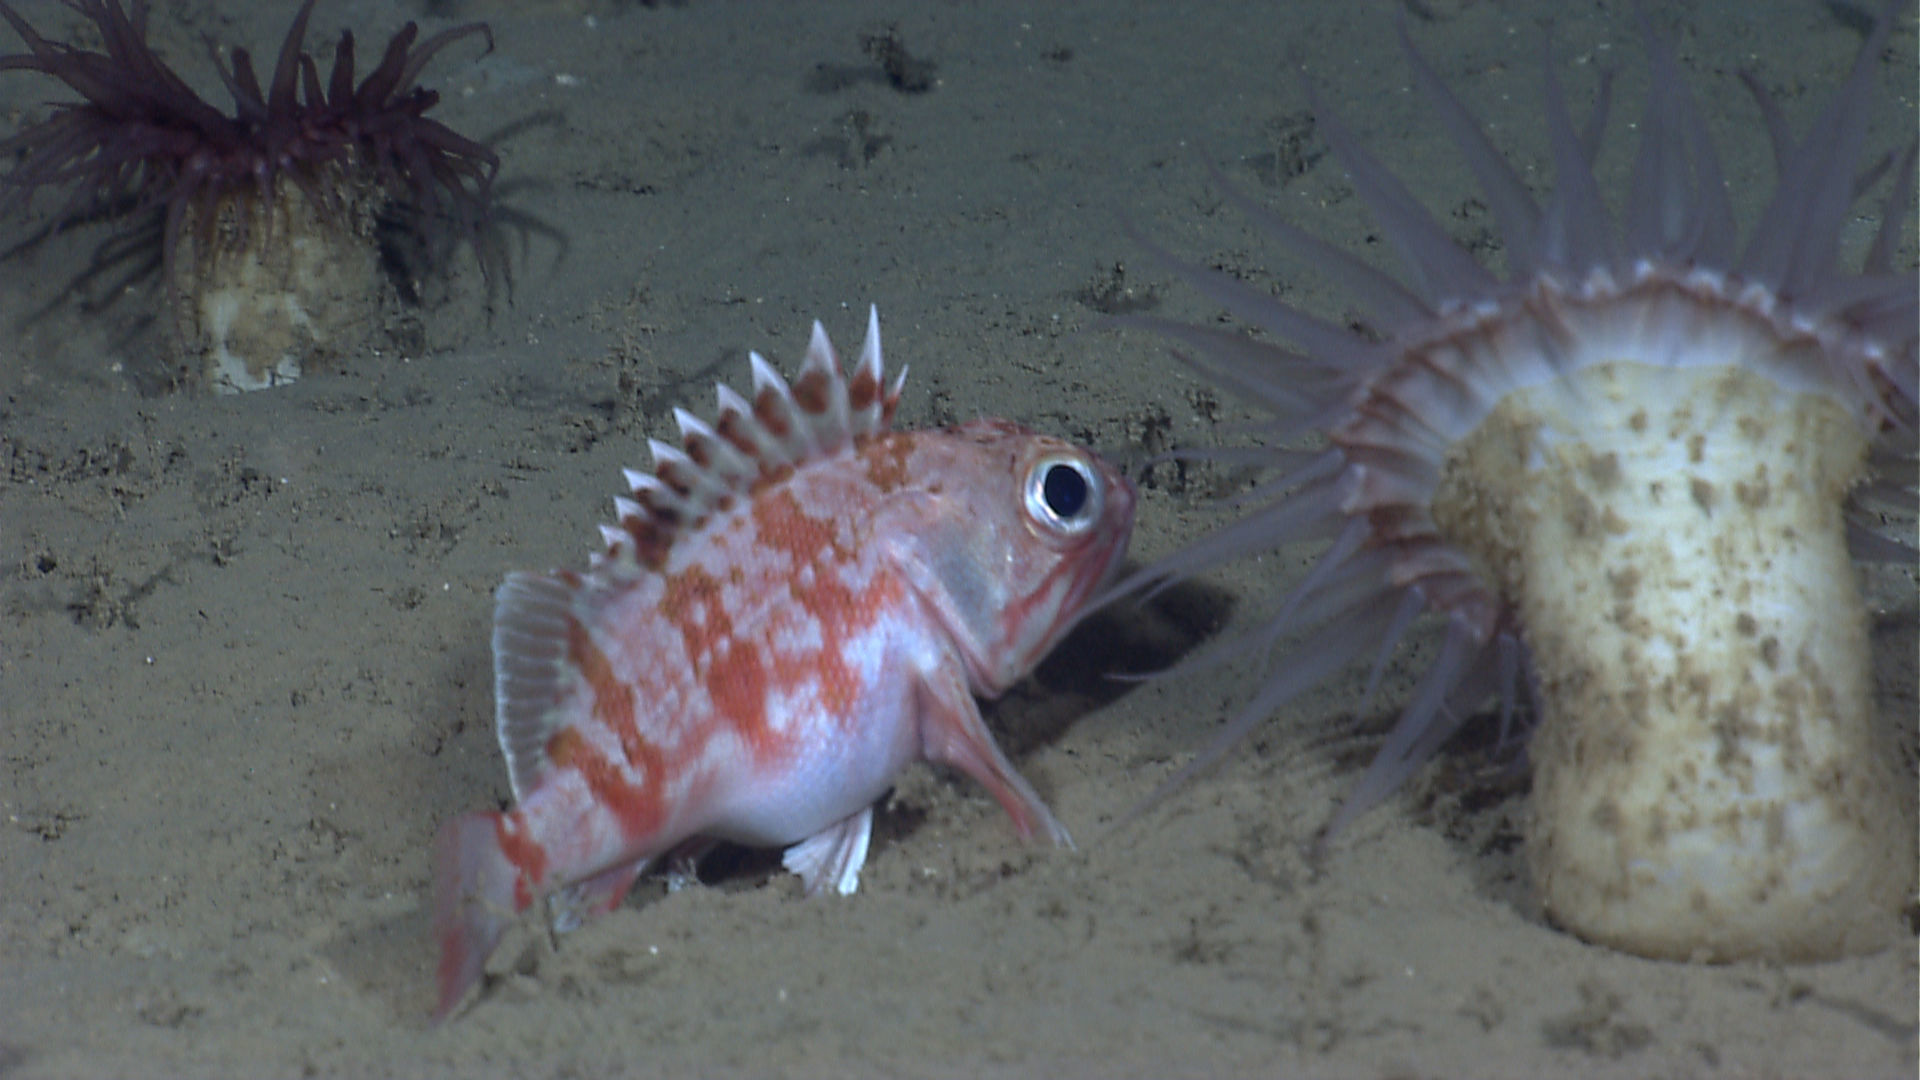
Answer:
[712,383,774,466]
[648,438,728,507]
[797,320,852,455]
[848,305,885,436]
[748,351,810,464]
[672,407,757,486]
[592,309,900,572]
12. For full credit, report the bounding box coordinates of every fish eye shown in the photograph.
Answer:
[1025,454,1101,538]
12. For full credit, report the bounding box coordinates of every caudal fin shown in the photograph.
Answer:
[432,811,527,1022]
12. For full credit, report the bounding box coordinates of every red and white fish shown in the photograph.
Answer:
[433,307,1135,1019]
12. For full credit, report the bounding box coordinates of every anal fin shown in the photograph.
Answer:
[546,856,650,934]
[781,806,874,897]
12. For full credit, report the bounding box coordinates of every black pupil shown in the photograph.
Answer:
[1042,463,1089,519]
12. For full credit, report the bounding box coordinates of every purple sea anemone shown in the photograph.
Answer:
[1119,6,1916,963]
[0,0,496,391]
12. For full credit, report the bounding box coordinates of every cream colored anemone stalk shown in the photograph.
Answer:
[176,173,384,394]
[1431,283,1908,961]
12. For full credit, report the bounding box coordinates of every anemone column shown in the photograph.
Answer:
[1430,286,1912,959]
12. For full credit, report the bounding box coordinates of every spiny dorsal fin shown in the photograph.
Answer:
[591,305,905,574]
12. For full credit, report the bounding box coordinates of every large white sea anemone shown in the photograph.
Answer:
[1120,6,1916,962]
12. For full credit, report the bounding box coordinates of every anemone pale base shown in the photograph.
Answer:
[175,177,385,394]
[1435,360,1912,961]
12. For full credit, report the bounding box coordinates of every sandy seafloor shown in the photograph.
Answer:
[0,0,1915,1076]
